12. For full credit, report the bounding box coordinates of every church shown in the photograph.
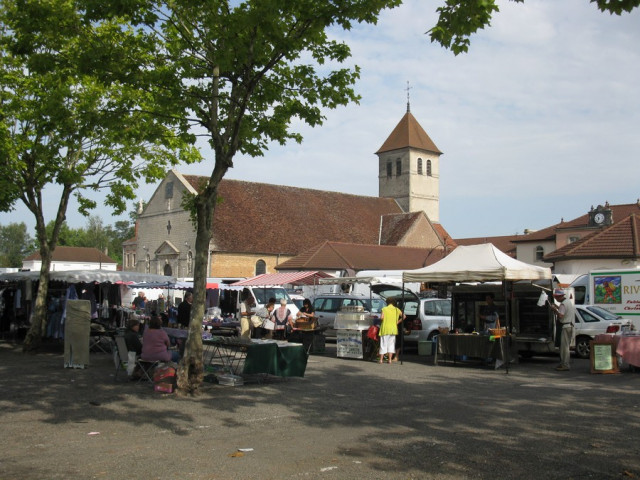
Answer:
[123,105,456,279]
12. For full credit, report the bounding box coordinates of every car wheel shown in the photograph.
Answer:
[427,331,438,341]
[574,336,591,359]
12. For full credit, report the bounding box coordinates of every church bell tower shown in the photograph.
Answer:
[376,96,443,222]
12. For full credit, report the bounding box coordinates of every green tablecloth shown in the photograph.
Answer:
[243,343,308,377]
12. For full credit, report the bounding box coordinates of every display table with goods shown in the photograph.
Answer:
[594,333,640,368]
[288,317,327,354]
[334,306,374,360]
[434,331,518,368]
[203,337,308,379]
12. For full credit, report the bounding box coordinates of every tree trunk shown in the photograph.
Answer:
[22,251,52,352]
[22,183,72,352]
[176,183,219,394]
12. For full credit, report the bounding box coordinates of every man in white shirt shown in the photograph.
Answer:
[549,288,575,371]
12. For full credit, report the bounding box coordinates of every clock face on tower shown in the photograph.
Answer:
[594,213,605,224]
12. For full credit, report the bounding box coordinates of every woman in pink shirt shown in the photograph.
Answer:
[141,316,179,362]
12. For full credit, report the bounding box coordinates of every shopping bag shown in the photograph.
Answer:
[126,351,136,376]
[262,319,275,330]
[250,315,263,328]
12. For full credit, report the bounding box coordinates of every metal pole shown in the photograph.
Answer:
[503,280,510,374]
[400,282,405,365]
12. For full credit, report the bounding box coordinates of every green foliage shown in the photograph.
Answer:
[123,0,401,171]
[0,0,200,228]
[0,223,36,267]
[428,0,639,55]
[44,216,135,265]
[593,0,640,14]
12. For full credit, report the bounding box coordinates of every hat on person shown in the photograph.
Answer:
[553,288,566,297]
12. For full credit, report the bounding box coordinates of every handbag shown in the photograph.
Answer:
[367,325,379,341]
[262,319,275,330]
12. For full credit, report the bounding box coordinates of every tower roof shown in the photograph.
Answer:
[376,111,442,155]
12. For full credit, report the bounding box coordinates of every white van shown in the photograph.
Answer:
[236,286,300,319]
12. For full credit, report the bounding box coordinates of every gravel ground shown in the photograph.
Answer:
[1,340,639,480]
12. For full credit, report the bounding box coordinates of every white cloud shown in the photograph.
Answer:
[2,0,639,240]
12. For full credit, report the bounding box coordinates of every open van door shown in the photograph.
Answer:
[370,284,420,336]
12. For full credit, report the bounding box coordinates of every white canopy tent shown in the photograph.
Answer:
[402,244,551,283]
[401,244,551,374]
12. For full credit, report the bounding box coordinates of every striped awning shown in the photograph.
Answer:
[232,271,333,287]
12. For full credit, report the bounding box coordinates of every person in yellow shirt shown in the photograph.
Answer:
[378,297,406,364]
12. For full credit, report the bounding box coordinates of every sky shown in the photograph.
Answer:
[2,0,639,240]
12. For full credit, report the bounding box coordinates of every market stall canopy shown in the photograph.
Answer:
[402,243,552,283]
[0,270,176,284]
[232,271,333,287]
[128,280,242,291]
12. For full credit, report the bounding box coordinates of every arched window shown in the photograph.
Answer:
[256,260,266,275]
[535,246,544,261]
[396,159,401,176]
[187,251,193,274]
[386,162,392,178]
[145,254,151,273]
[426,159,432,176]
[164,263,172,276]
[417,158,423,175]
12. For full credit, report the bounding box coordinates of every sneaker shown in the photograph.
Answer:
[555,365,570,371]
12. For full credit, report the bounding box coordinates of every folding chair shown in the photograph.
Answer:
[114,335,159,384]
[136,359,160,384]
[112,336,130,381]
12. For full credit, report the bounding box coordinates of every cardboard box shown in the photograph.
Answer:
[418,340,434,356]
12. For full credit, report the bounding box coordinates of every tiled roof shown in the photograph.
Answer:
[376,111,442,154]
[182,176,404,255]
[453,235,519,257]
[275,241,447,271]
[513,202,640,243]
[380,212,423,245]
[433,223,458,251]
[544,214,640,261]
[24,246,116,264]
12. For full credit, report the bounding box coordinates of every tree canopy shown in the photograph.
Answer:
[429,0,640,55]
[0,223,35,267]
[0,0,199,347]
[111,0,401,393]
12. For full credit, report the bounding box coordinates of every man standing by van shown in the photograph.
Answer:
[240,289,255,338]
[549,288,575,371]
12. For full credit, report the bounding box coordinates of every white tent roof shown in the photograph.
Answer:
[402,243,552,283]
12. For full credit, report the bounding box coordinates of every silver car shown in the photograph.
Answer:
[312,293,383,338]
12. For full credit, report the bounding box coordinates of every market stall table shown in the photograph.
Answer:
[203,337,307,378]
[289,326,327,354]
[435,333,517,368]
[594,333,640,368]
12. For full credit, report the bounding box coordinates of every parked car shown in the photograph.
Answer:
[572,305,631,359]
[370,284,451,344]
[312,293,382,337]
